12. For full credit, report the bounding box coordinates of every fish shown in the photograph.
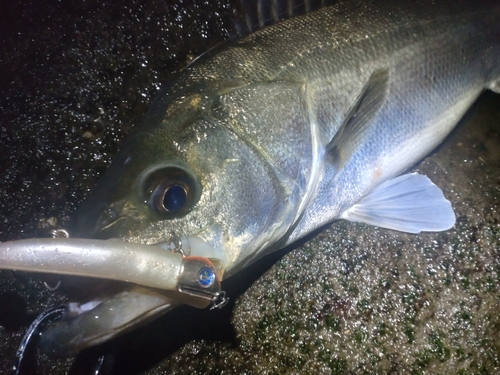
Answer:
[1,0,499,361]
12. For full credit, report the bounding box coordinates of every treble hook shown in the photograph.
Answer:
[13,306,66,375]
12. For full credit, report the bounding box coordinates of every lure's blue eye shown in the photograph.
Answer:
[163,185,187,212]
[197,266,215,288]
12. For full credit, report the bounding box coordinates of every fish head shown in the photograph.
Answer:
[72,80,305,276]
[39,79,314,355]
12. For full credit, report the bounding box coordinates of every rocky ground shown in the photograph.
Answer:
[0,1,499,374]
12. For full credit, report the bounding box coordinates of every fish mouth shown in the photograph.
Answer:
[39,286,182,357]
[38,283,221,357]
[0,237,224,356]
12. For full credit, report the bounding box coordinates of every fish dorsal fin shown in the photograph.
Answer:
[234,0,339,36]
[340,173,456,233]
[326,68,390,171]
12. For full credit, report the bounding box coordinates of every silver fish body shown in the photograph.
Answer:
[73,0,500,270]
[11,0,500,355]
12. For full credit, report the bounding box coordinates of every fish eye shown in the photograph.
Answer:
[142,166,199,218]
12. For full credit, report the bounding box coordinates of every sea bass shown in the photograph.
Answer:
[2,0,500,358]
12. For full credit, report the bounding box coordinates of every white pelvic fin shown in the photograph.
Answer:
[340,173,456,233]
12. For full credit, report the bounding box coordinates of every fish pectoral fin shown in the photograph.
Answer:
[340,173,456,234]
[326,68,390,170]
